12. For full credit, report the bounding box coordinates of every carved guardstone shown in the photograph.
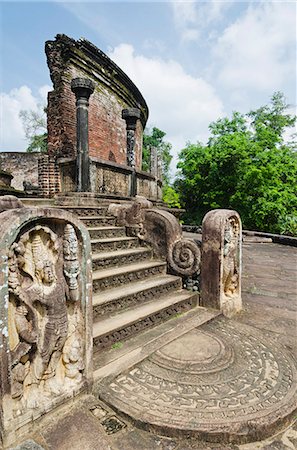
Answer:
[200,209,242,317]
[0,208,92,446]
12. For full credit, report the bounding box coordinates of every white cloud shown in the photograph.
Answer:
[108,44,224,173]
[142,38,166,54]
[0,85,51,151]
[171,0,233,42]
[214,2,296,92]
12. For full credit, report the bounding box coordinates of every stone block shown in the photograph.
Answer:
[0,207,93,446]
[200,209,242,317]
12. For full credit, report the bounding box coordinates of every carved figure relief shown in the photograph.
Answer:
[201,209,242,316]
[222,217,240,299]
[127,130,136,167]
[7,223,83,414]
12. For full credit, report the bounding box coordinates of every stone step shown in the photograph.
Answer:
[93,275,182,319]
[93,307,221,382]
[88,226,126,239]
[59,206,109,216]
[78,215,116,227]
[92,260,167,293]
[20,198,55,207]
[90,236,139,253]
[92,247,153,271]
[93,290,198,352]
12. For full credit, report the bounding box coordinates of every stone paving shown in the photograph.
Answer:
[9,241,297,450]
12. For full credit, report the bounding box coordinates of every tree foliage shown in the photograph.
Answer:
[176,92,297,235]
[162,184,181,208]
[142,127,180,207]
[19,107,48,153]
[142,127,173,184]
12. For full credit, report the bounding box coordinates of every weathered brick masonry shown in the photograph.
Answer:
[0,152,39,190]
[38,154,60,197]
[45,34,148,168]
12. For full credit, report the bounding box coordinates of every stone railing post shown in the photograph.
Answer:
[150,147,158,177]
[200,209,242,317]
[71,78,95,192]
[122,108,141,197]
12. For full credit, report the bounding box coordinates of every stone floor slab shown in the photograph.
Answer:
[38,409,112,450]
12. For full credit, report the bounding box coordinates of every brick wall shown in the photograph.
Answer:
[38,155,60,197]
[0,152,39,190]
[46,35,148,170]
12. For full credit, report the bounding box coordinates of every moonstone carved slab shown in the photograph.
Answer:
[0,208,92,446]
[100,317,297,443]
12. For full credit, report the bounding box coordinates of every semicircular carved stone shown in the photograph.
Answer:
[108,197,200,277]
[0,207,92,444]
[200,209,242,317]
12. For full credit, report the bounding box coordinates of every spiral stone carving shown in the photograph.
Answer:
[168,239,200,276]
[108,197,201,278]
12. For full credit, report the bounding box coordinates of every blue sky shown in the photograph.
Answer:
[0,1,296,171]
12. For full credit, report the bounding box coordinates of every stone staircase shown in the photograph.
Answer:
[63,206,200,357]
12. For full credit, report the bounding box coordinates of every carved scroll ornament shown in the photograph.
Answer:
[108,196,200,277]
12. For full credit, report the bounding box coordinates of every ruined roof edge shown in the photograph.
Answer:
[45,34,149,127]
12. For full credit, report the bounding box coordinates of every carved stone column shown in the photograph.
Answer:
[150,147,158,177]
[71,78,95,192]
[122,108,141,197]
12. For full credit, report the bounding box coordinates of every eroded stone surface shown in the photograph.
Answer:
[100,317,297,443]
[0,208,93,444]
[9,440,45,450]
[159,329,222,362]
[108,197,201,278]
[201,209,242,317]
[0,195,24,212]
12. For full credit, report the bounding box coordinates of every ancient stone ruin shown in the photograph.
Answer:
[42,34,161,200]
[0,33,296,449]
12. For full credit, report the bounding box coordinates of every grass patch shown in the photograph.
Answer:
[111,342,123,350]
[173,313,183,319]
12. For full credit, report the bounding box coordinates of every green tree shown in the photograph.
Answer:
[142,127,180,207]
[142,127,173,184]
[19,107,48,153]
[162,184,181,209]
[176,93,297,235]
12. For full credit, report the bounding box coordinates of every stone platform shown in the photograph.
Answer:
[7,240,297,449]
[99,316,297,444]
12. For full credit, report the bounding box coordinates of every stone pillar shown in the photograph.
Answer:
[200,209,242,318]
[122,108,141,197]
[71,78,95,192]
[150,147,158,177]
